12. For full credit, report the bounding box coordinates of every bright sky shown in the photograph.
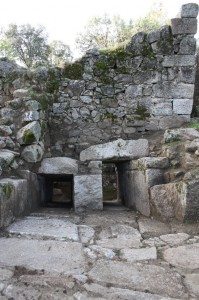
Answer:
[1,0,198,49]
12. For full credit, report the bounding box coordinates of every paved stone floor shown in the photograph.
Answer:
[0,207,199,299]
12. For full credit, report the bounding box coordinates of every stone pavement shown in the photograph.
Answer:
[0,207,199,299]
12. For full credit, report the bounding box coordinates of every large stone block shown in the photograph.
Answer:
[74,175,103,212]
[0,178,28,228]
[173,98,193,115]
[80,139,149,161]
[171,18,197,35]
[164,128,199,143]
[17,121,41,145]
[162,55,195,67]
[21,144,44,162]
[153,82,194,99]
[181,3,199,18]
[38,157,78,174]
[137,157,170,169]
[151,102,173,116]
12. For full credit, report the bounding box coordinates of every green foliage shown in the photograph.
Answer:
[102,113,118,120]
[23,129,36,144]
[187,119,199,129]
[135,105,150,120]
[141,44,155,59]
[2,183,13,198]
[46,69,60,93]
[49,40,72,67]
[62,62,83,80]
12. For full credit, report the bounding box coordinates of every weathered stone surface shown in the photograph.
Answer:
[162,55,195,67]
[78,225,95,244]
[74,175,103,212]
[120,247,157,262]
[181,3,199,18]
[13,89,29,98]
[163,243,199,269]
[0,268,14,281]
[8,216,79,241]
[38,157,78,174]
[22,111,40,121]
[96,237,141,249]
[0,178,28,228]
[138,218,170,238]
[171,18,197,35]
[88,260,185,298]
[153,82,194,99]
[137,157,169,169]
[0,125,12,136]
[25,100,41,111]
[184,274,199,297]
[85,245,116,260]
[17,121,41,145]
[80,139,149,161]
[0,150,15,169]
[0,238,86,275]
[84,283,178,300]
[173,98,193,115]
[21,144,44,162]
[179,36,196,54]
[151,102,173,116]
[160,233,190,246]
[150,183,180,221]
[164,128,199,143]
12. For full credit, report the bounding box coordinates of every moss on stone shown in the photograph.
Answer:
[135,105,150,120]
[62,62,83,80]
[23,129,36,144]
[141,44,155,59]
[2,183,13,198]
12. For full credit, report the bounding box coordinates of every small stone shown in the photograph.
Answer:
[13,89,29,98]
[78,225,95,244]
[160,233,190,246]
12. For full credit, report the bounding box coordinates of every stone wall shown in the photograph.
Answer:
[0,3,199,227]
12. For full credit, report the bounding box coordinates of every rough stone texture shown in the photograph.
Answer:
[171,18,197,35]
[0,178,28,228]
[38,157,78,174]
[74,175,103,212]
[164,128,199,143]
[88,260,185,298]
[13,89,29,98]
[0,238,86,275]
[17,121,41,145]
[160,233,190,246]
[184,274,199,297]
[7,217,79,241]
[162,55,196,67]
[163,243,199,269]
[181,3,199,18]
[80,139,149,161]
[120,247,157,262]
[138,218,171,238]
[173,98,193,114]
[137,157,169,169]
[21,144,44,162]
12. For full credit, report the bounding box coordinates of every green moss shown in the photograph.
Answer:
[62,62,83,80]
[95,60,107,71]
[46,69,60,93]
[135,105,150,120]
[141,44,155,59]
[2,183,13,198]
[187,119,199,129]
[102,113,118,120]
[23,129,35,144]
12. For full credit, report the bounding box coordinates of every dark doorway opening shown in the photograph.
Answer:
[102,161,134,208]
[102,162,122,206]
[38,174,73,208]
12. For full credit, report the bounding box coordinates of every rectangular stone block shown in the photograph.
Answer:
[0,179,28,228]
[162,55,196,67]
[153,82,194,99]
[150,102,173,116]
[181,3,199,18]
[171,18,197,35]
[74,175,103,212]
[173,98,193,115]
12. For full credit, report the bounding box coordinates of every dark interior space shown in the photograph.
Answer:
[38,174,73,208]
[102,162,122,206]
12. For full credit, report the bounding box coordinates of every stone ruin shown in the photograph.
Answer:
[0,3,199,228]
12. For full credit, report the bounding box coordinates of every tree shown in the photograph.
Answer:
[75,2,168,55]
[4,24,50,68]
[132,2,168,34]
[49,40,73,67]
[75,15,133,55]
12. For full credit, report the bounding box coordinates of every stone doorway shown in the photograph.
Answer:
[102,161,134,208]
[38,174,73,208]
